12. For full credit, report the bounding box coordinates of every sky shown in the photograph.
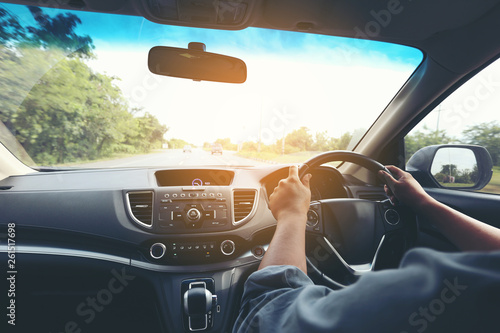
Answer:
[410,59,500,141]
[430,147,477,175]
[5,3,424,146]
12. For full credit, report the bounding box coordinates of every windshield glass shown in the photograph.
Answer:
[0,3,422,168]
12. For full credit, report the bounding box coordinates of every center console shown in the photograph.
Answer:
[157,186,233,232]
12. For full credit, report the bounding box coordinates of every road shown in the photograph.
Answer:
[75,148,270,168]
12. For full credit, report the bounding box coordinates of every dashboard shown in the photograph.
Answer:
[0,164,387,332]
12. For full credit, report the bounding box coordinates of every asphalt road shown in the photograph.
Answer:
[75,148,269,168]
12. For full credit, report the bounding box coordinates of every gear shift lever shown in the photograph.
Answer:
[183,281,217,331]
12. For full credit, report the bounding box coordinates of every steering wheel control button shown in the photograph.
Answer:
[150,243,166,259]
[306,209,319,227]
[220,240,235,256]
[384,209,400,225]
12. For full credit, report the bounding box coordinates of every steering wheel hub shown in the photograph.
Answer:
[299,151,417,288]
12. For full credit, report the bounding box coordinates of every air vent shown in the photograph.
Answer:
[127,191,154,228]
[358,192,387,202]
[233,189,257,224]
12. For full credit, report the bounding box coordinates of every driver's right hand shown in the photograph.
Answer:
[269,165,312,224]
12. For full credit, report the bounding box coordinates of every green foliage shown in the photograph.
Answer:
[0,8,26,43]
[285,126,313,151]
[232,127,356,157]
[434,165,477,186]
[439,164,458,177]
[0,6,167,165]
[463,121,500,166]
[24,6,94,58]
[330,132,353,150]
[406,122,500,167]
[215,138,237,151]
[168,138,190,149]
[241,141,259,152]
[312,131,330,151]
[405,126,454,162]
[6,54,167,163]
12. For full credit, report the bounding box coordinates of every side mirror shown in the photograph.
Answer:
[406,144,493,190]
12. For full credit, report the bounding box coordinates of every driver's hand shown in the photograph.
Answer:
[269,165,312,223]
[379,165,431,209]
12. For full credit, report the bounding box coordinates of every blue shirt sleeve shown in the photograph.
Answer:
[233,248,500,333]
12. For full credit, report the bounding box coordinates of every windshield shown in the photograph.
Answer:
[0,3,422,168]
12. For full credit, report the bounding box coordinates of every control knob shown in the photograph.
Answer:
[220,240,235,256]
[186,208,201,223]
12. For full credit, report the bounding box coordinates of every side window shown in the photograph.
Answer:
[405,58,500,194]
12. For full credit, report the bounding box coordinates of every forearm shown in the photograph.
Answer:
[259,215,307,273]
[418,196,500,251]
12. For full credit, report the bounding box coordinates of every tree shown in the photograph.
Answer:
[0,8,26,43]
[285,126,313,151]
[132,112,168,152]
[215,138,237,151]
[332,132,353,150]
[11,57,139,163]
[440,164,458,177]
[168,138,190,149]
[312,131,330,151]
[405,125,453,161]
[0,6,167,164]
[24,6,94,58]
[463,121,500,166]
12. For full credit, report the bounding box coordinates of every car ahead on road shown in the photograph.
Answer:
[211,143,223,155]
[1,0,500,332]
[183,145,192,153]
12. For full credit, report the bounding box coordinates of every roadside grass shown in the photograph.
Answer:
[480,166,500,194]
[438,183,475,188]
[440,166,500,194]
[56,149,166,167]
[236,151,321,164]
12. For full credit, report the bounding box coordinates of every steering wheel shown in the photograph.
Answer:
[298,151,418,289]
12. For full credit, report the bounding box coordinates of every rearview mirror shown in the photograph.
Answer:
[148,45,247,83]
[407,144,493,190]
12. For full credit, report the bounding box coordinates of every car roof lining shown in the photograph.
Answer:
[3,0,499,73]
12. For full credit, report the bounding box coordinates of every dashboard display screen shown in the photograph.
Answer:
[155,169,234,186]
